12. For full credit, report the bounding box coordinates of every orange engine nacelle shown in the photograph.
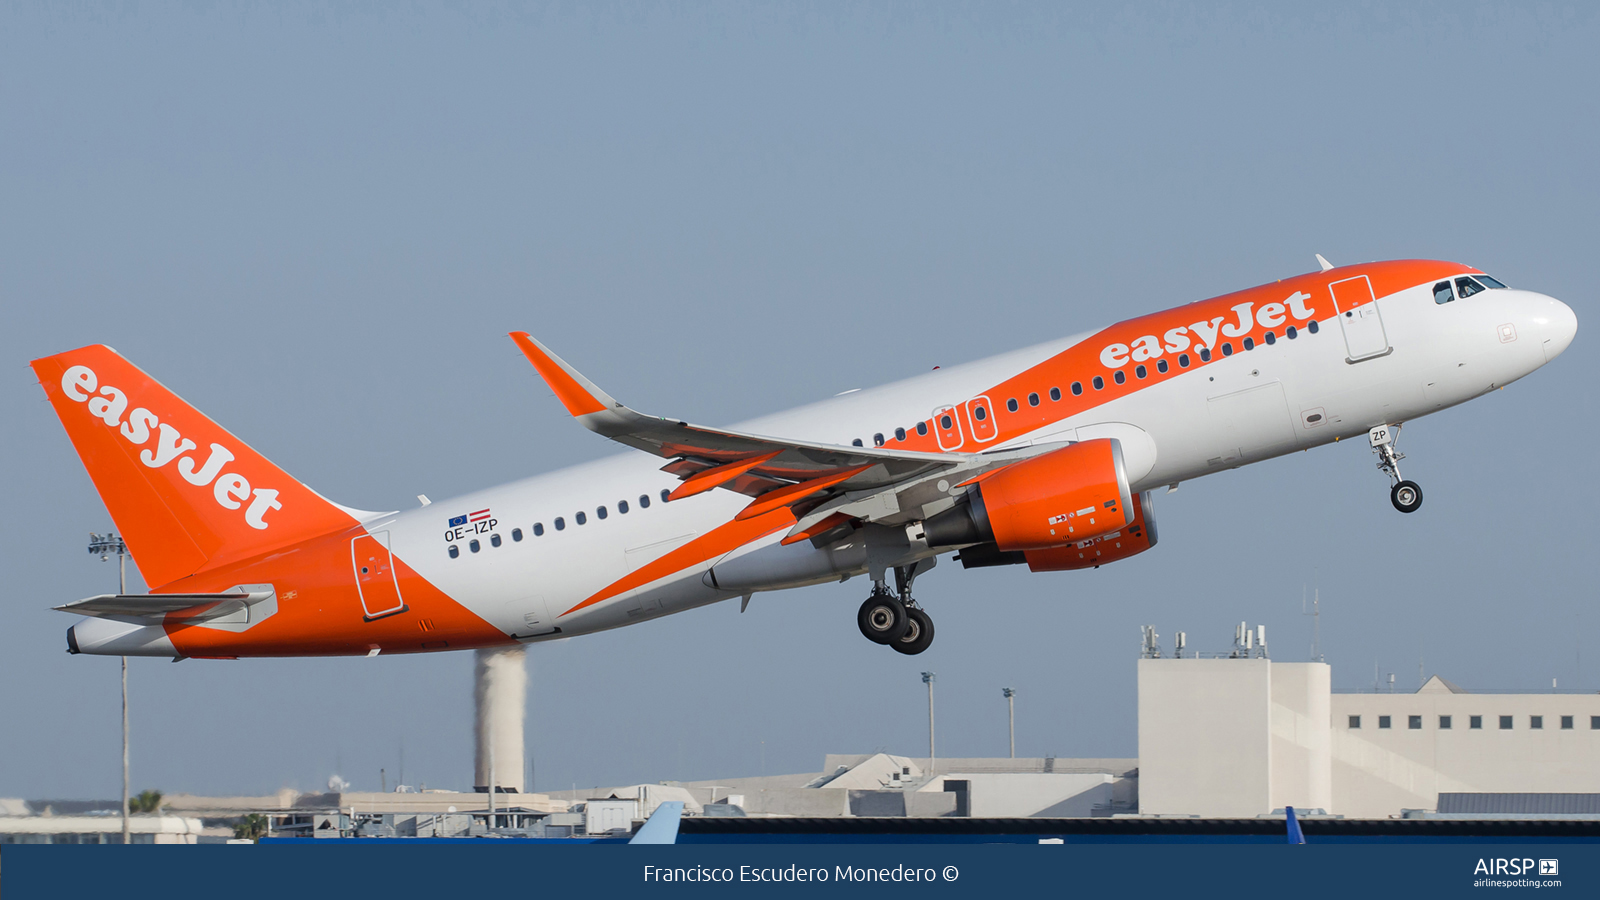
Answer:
[1023,491,1157,571]
[923,438,1132,552]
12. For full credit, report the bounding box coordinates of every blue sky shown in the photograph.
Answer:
[2,3,1595,798]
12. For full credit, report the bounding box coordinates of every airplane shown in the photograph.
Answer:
[32,257,1576,660]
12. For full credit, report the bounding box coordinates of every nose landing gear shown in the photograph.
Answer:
[855,560,937,654]
[1370,424,1423,513]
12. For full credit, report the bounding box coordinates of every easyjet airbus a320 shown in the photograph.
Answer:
[34,258,1576,659]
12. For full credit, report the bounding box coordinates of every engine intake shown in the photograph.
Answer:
[924,438,1132,551]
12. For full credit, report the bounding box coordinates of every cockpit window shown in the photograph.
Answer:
[1476,274,1508,289]
[1455,276,1487,298]
[1433,281,1453,305]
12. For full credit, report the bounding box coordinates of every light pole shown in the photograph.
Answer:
[89,532,130,845]
[1002,688,1016,759]
[921,672,936,780]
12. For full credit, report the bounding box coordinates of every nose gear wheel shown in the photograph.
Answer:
[1391,480,1423,513]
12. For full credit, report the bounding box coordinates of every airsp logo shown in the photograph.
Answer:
[1473,858,1556,876]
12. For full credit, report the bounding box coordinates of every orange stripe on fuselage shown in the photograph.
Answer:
[560,506,797,617]
[155,527,512,658]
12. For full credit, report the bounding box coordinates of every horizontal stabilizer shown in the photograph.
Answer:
[56,590,272,623]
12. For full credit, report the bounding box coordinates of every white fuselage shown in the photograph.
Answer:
[376,277,1574,643]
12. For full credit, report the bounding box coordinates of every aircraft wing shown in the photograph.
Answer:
[510,332,967,509]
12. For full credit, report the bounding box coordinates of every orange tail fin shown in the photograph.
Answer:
[32,345,361,588]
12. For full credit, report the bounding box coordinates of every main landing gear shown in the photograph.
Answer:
[856,562,936,655]
[1370,424,1423,514]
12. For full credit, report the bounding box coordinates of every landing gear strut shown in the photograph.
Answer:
[856,561,937,654]
[1370,424,1423,514]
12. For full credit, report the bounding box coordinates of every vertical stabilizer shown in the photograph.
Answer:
[31,345,359,588]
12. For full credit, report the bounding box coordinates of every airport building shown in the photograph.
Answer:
[1139,655,1600,818]
[6,626,1596,840]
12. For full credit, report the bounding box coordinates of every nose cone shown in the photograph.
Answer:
[1542,297,1578,362]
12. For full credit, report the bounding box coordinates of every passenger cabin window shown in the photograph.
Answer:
[917,422,929,436]
[1178,354,1190,367]
[1307,320,1320,334]
[596,506,607,520]
[1199,348,1212,362]
[1134,365,1147,379]
[470,539,481,553]
[973,406,988,421]
[449,545,460,558]
[1242,337,1254,351]
[554,517,565,531]
[852,438,863,447]
[639,494,650,509]
[873,433,885,447]
[490,533,502,548]
[575,511,587,525]
[1049,387,1061,401]
[1028,392,1039,407]
[1071,382,1083,395]
[1157,359,1169,373]
[895,427,906,441]
[534,523,545,536]
[1113,370,1126,385]
[1092,376,1104,390]
[1433,281,1454,305]
[1455,276,1487,298]
[661,489,671,503]
[1264,332,1276,345]
[618,500,629,514]
[1221,343,1234,356]
[1006,399,1018,413]
[1286,326,1298,339]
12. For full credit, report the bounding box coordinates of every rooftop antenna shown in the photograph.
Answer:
[1387,673,1395,693]
[1256,624,1269,660]
[1302,585,1323,663]
[1140,625,1161,659]
[1174,631,1187,659]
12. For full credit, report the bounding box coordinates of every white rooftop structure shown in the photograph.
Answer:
[1139,656,1600,818]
